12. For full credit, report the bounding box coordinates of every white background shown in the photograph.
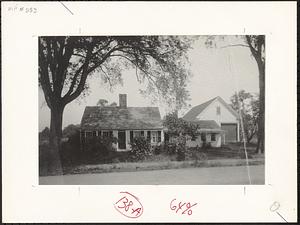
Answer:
[2,1,297,222]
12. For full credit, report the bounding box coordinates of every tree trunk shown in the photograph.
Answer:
[256,62,265,154]
[47,106,65,175]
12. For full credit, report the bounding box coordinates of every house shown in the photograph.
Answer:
[80,94,164,151]
[183,96,240,147]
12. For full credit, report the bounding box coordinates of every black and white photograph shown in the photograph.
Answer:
[38,35,265,185]
[3,1,297,223]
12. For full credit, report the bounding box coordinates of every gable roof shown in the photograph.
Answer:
[191,120,221,129]
[182,96,239,121]
[81,106,163,130]
[182,97,217,121]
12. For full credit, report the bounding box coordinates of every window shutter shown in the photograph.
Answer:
[130,131,133,142]
[147,131,151,142]
[158,131,161,142]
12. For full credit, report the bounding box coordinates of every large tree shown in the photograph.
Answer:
[206,35,265,153]
[230,90,259,144]
[244,35,265,153]
[39,36,193,172]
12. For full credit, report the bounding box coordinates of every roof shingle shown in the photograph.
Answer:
[81,106,163,130]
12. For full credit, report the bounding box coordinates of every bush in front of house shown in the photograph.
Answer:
[176,145,186,161]
[163,142,177,155]
[175,135,187,161]
[84,135,118,163]
[129,136,152,161]
[153,144,163,155]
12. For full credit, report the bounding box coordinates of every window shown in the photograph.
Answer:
[151,131,158,143]
[103,131,109,137]
[147,131,151,142]
[211,133,216,141]
[216,106,221,115]
[92,131,97,137]
[133,131,142,138]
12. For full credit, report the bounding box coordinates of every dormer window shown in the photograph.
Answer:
[216,106,221,115]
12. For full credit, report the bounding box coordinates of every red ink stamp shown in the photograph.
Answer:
[170,198,197,216]
[114,191,144,218]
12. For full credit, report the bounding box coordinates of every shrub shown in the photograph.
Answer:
[129,137,152,161]
[176,150,185,161]
[84,136,118,163]
[153,144,163,155]
[164,142,177,155]
[175,136,187,161]
[201,141,211,149]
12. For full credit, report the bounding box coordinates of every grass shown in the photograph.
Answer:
[40,142,264,176]
[63,158,264,175]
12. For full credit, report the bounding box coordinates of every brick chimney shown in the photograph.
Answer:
[119,94,127,108]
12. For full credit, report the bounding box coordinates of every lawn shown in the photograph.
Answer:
[39,142,264,176]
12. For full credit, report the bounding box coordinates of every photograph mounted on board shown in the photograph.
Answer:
[38,35,265,185]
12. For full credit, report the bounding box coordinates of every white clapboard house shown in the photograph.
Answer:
[183,96,240,147]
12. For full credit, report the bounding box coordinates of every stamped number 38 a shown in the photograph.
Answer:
[114,191,144,218]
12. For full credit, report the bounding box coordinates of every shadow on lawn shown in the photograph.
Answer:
[39,140,262,176]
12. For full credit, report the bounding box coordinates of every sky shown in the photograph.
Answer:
[39,36,259,131]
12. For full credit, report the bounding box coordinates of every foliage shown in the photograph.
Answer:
[109,102,118,107]
[39,36,194,112]
[96,99,108,106]
[129,137,152,161]
[85,136,117,155]
[163,112,199,139]
[201,142,211,149]
[62,124,80,138]
[96,99,118,107]
[39,127,50,139]
[163,142,177,155]
[153,144,163,155]
[163,113,201,160]
[230,90,259,143]
[174,135,187,161]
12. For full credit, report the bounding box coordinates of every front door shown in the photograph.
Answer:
[118,131,126,150]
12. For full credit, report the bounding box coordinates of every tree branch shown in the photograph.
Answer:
[62,44,121,104]
[245,35,260,61]
[99,65,113,88]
